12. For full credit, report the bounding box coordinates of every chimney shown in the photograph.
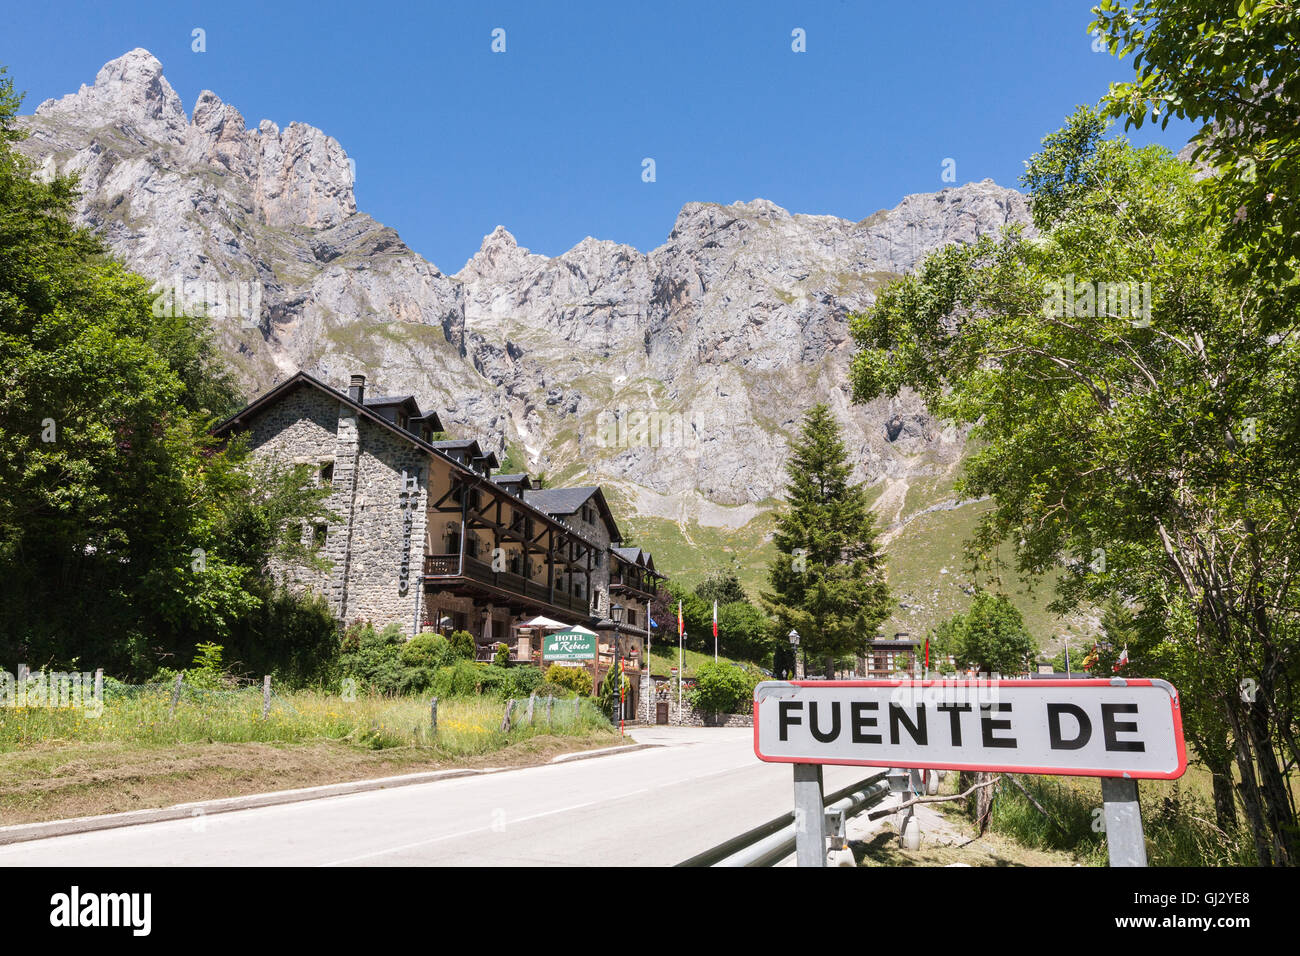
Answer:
[348,374,366,403]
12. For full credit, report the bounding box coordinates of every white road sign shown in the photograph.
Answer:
[753,679,1186,779]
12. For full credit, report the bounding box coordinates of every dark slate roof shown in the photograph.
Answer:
[611,546,662,577]
[364,395,417,407]
[523,485,622,545]
[431,439,480,451]
[522,486,601,515]
[493,473,531,484]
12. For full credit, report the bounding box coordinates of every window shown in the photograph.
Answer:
[319,461,334,486]
[313,523,328,548]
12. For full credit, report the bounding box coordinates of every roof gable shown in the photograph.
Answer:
[523,486,621,541]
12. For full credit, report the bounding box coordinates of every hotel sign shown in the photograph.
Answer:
[753,679,1187,779]
[543,630,597,661]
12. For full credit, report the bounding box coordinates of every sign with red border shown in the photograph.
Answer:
[752,679,1186,779]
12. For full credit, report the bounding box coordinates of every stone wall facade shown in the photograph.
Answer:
[563,508,611,619]
[243,382,429,635]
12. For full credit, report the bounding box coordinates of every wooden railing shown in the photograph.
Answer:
[424,553,590,615]
[610,574,654,597]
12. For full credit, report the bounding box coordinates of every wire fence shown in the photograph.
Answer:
[0,672,612,754]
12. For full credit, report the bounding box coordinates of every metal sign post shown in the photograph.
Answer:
[792,764,827,868]
[1101,776,1148,866]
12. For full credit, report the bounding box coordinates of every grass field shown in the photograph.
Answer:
[0,685,618,825]
[927,759,1265,867]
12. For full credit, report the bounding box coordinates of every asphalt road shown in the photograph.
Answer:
[0,727,877,866]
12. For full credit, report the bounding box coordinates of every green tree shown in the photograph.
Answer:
[690,661,754,715]
[716,600,773,664]
[597,661,626,719]
[761,404,891,677]
[935,591,1035,676]
[1092,1,1300,298]
[849,106,1300,864]
[448,630,476,660]
[695,565,747,605]
[0,65,329,676]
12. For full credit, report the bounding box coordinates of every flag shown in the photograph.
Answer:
[649,616,658,629]
[1113,644,1129,672]
[924,638,929,670]
[712,600,718,640]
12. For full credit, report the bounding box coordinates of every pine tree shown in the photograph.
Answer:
[761,404,891,677]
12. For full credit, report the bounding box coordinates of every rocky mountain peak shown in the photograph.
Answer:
[36,48,187,144]
[27,49,354,231]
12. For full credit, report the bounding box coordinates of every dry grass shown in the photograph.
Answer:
[857,817,1087,867]
[0,734,621,826]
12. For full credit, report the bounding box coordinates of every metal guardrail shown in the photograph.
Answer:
[675,772,890,867]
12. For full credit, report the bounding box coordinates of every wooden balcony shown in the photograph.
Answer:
[424,553,591,617]
[608,573,654,599]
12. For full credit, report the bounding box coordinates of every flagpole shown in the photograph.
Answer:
[713,599,718,663]
[678,600,683,725]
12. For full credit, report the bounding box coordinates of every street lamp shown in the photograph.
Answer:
[610,603,625,729]
[788,629,802,681]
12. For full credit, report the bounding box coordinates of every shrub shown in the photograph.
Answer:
[229,585,339,688]
[401,633,452,671]
[432,660,481,698]
[475,665,511,697]
[431,661,511,698]
[340,622,408,695]
[185,642,229,690]
[597,664,629,716]
[532,681,570,699]
[507,666,544,699]
[544,664,592,697]
[493,642,511,666]
[448,629,476,660]
[690,661,754,714]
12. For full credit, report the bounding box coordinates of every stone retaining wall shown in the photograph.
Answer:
[637,674,753,727]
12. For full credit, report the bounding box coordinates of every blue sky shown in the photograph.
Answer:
[5,0,1195,271]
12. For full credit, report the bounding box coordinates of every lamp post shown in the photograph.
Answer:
[611,603,625,733]
[788,629,802,680]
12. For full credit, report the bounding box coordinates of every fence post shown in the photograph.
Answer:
[168,673,183,717]
[93,668,103,704]
[573,698,580,722]
[501,698,515,732]
[1101,777,1148,867]
[793,764,827,868]
[525,693,536,725]
[262,675,272,719]
[430,697,438,734]
[546,695,554,725]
